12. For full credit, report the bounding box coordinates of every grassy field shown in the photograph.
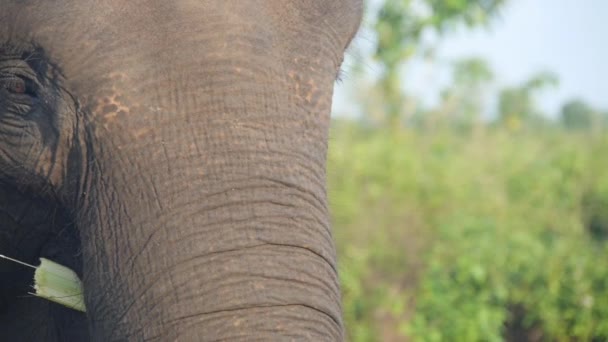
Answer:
[328,120,608,341]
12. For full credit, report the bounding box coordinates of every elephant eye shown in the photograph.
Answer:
[1,76,37,97]
[8,78,25,94]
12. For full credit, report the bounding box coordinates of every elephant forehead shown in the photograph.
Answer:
[2,1,361,125]
[1,1,361,62]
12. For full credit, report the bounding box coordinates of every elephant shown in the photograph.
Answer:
[0,1,362,341]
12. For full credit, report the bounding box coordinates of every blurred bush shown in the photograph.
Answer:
[328,121,608,341]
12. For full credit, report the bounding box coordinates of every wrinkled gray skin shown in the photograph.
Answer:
[0,1,362,341]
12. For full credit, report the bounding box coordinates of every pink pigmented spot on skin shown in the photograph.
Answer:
[132,127,152,139]
[96,93,131,126]
[305,79,318,103]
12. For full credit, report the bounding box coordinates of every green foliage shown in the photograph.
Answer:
[497,71,559,130]
[438,57,494,131]
[524,71,559,90]
[452,57,494,85]
[498,87,532,129]
[329,122,608,341]
[374,0,507,61]
[369,0,507,126]
[338,3,608,340]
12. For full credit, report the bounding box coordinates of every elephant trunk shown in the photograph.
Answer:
[74,56,343,340]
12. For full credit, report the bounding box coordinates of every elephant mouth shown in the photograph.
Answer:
[0,180,82,312]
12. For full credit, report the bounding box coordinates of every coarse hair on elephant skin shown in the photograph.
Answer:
[0,1,362,341]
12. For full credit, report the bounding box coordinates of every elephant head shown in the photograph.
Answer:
[0,1,362,340]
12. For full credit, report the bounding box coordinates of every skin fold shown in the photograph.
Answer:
[0,1,362,341]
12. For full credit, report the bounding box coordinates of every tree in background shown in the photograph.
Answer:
[438,57,494,132]
[497,71,558,131]
[560,98,596,131]
[372,0,507,128]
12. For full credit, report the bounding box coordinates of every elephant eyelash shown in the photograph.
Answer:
[335,67,346,84]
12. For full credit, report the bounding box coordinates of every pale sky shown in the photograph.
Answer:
[333,0,608,118]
